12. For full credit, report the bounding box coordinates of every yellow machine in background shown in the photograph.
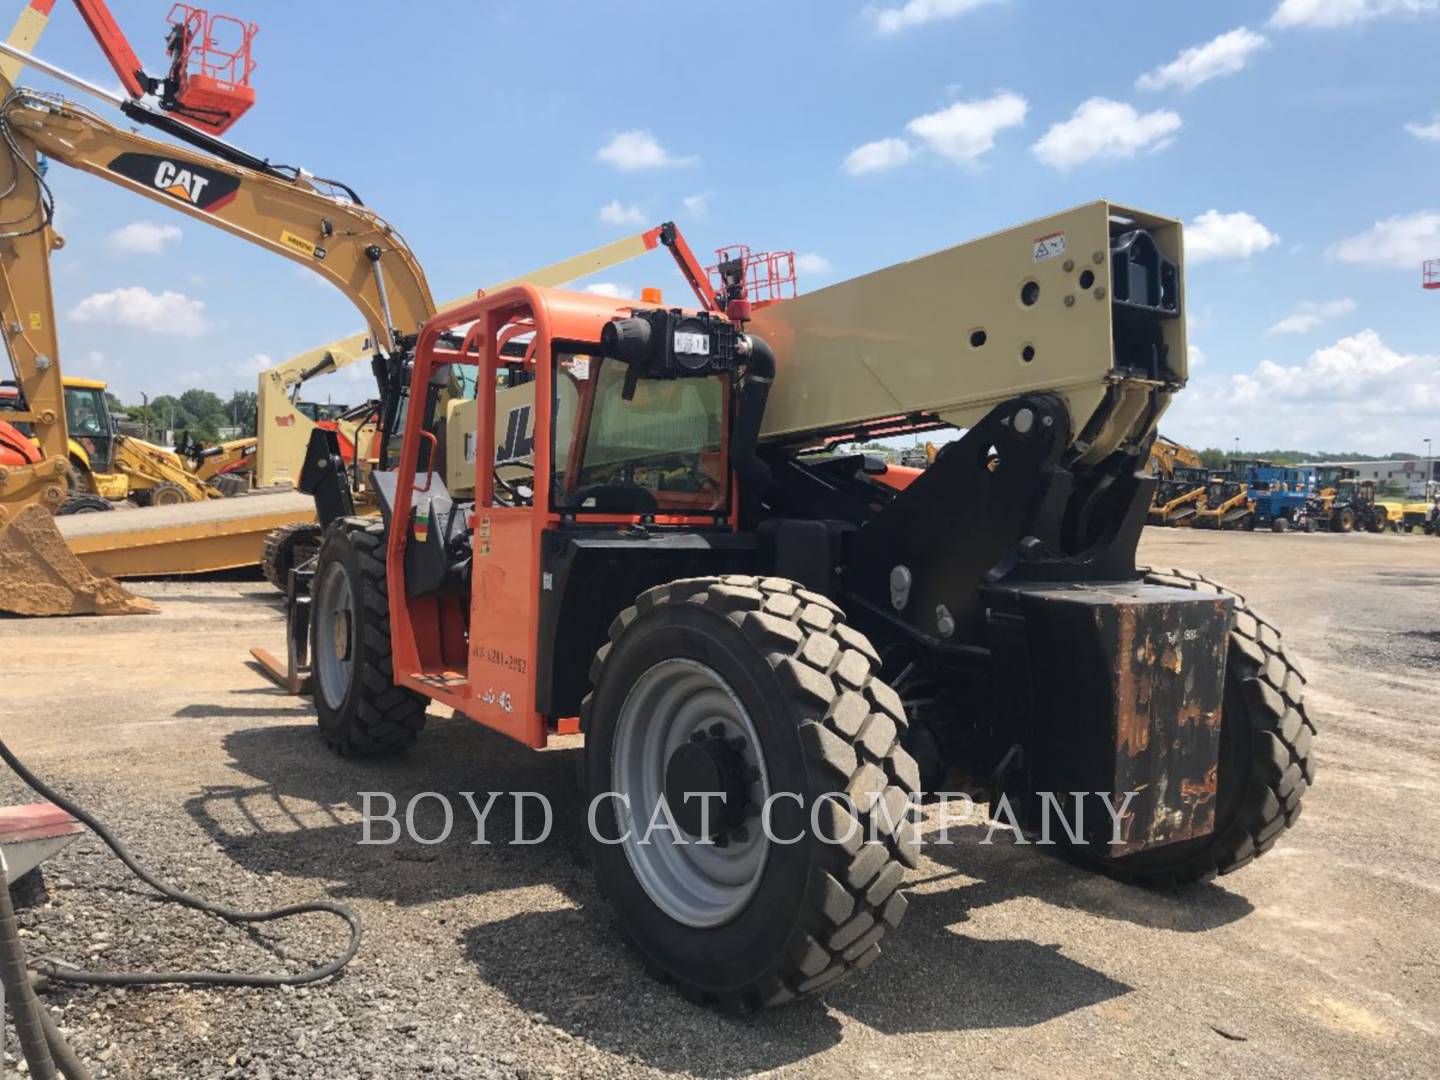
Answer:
[1146,436,1210,526]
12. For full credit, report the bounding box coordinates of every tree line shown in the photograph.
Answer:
[111,389,258,443]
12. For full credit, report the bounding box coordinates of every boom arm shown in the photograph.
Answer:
[0,80,434,515]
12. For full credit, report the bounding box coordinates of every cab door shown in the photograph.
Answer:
[465,307,550,748]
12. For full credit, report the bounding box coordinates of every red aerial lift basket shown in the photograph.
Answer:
[1424,259,1440,290]
[706,245,798,314]
[166,4,257,135]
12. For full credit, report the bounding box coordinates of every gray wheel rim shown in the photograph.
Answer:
[314,559,355,711]
[611,658,771,928]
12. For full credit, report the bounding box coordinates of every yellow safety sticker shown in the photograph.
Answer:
[280,230,320,259]
[27,311,41,330]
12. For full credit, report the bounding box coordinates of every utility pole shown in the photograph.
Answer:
[1426,437,1433,498]
[140,392,149,441]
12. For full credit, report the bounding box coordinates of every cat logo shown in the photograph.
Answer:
[154,160,210,204]
[107,152,241,213]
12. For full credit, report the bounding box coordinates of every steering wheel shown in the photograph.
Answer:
[569,482,658,513]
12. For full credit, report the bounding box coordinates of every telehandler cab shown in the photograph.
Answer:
[303,203,1315,1006]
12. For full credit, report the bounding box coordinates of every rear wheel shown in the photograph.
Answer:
[309,518,427,755]
[261,521,324,592]
[55,493,112,515]
[1332,508,1355,533]
[148,481,190,507]
[1067,568,1315,886]
[1271,516,1290,533]
[583,575,920,1007]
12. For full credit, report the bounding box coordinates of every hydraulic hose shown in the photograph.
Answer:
[0,854,58,1078]
[0,732,362,988]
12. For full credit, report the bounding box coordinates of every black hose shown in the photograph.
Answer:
[33,990,91,1080]
[0,734,362,988]
[0,861,58,1078]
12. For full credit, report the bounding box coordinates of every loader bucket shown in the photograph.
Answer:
[0,505,158,616]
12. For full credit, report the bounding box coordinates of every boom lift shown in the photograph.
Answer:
[297,203,1315,1004]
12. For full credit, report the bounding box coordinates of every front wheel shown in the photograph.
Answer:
[309,518,427,755]
[583,575,920,1007]
[1068,569,1315,886]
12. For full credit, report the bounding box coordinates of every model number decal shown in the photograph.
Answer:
[281,230,327,260]
[1033,231,1066,261]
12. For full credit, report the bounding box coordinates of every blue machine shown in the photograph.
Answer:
[1243,462,1319,532]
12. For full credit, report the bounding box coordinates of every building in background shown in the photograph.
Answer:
[1307,459,1438,497]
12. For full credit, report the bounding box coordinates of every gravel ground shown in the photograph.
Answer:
[0,530,1437,1078]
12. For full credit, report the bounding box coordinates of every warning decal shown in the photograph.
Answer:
[1033,231,1066,261]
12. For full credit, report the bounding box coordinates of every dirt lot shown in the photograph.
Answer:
[1,529,1437,1078]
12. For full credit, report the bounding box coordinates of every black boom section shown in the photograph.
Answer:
[840,393,1153,650]
[537,530,761,717]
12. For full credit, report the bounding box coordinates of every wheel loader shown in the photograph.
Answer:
[296,202,1315,1006]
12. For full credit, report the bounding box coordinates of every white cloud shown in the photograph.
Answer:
[1186,210,1280,263]
[107,221,182,255]
[868,0,997,34]
[582,282,636,299]
[843,137,914,175]
[1329,210,1440,267]
[1270,0,1437,29]
[1032,98,1181,170]
[598,199,646,227]
[67,286,208,337]
[1166,330,1440,450]
[234,352,273,378]
[1266,298,1356,335]
[596,130,695,170]
[905,91,1027,165]
[1137,28,1268,92]
[682,192,711,218]
[794,253,833,276]
[1188,345,1207,369]
[1406,116,1440,141]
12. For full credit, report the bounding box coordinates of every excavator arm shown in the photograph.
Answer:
[0,78,434,518]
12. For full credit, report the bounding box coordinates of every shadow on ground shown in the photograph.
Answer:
[186,715,1258,1068]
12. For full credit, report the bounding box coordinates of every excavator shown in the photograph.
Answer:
[0,10,437,609]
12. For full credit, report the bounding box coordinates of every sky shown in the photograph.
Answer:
[11,0,1440,454]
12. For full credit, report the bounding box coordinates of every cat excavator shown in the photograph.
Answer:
[0,1,438,613]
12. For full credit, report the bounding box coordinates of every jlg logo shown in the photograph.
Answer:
[153,161,210,204]
[496,405,534,465]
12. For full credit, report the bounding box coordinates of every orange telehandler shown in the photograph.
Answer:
[287,203,1315,1006]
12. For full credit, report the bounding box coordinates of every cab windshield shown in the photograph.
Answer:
[551,352,727,515]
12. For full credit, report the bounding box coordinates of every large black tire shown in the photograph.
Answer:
[1331,507,1355,533]
[55,493,113,515]
[309,518,427,756]
[582,575,920,1007]
[1071,568,1315,886]
[261,521,324,592]
[1270,516,1290,533]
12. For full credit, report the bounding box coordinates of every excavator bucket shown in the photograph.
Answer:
[0,505,157,616]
